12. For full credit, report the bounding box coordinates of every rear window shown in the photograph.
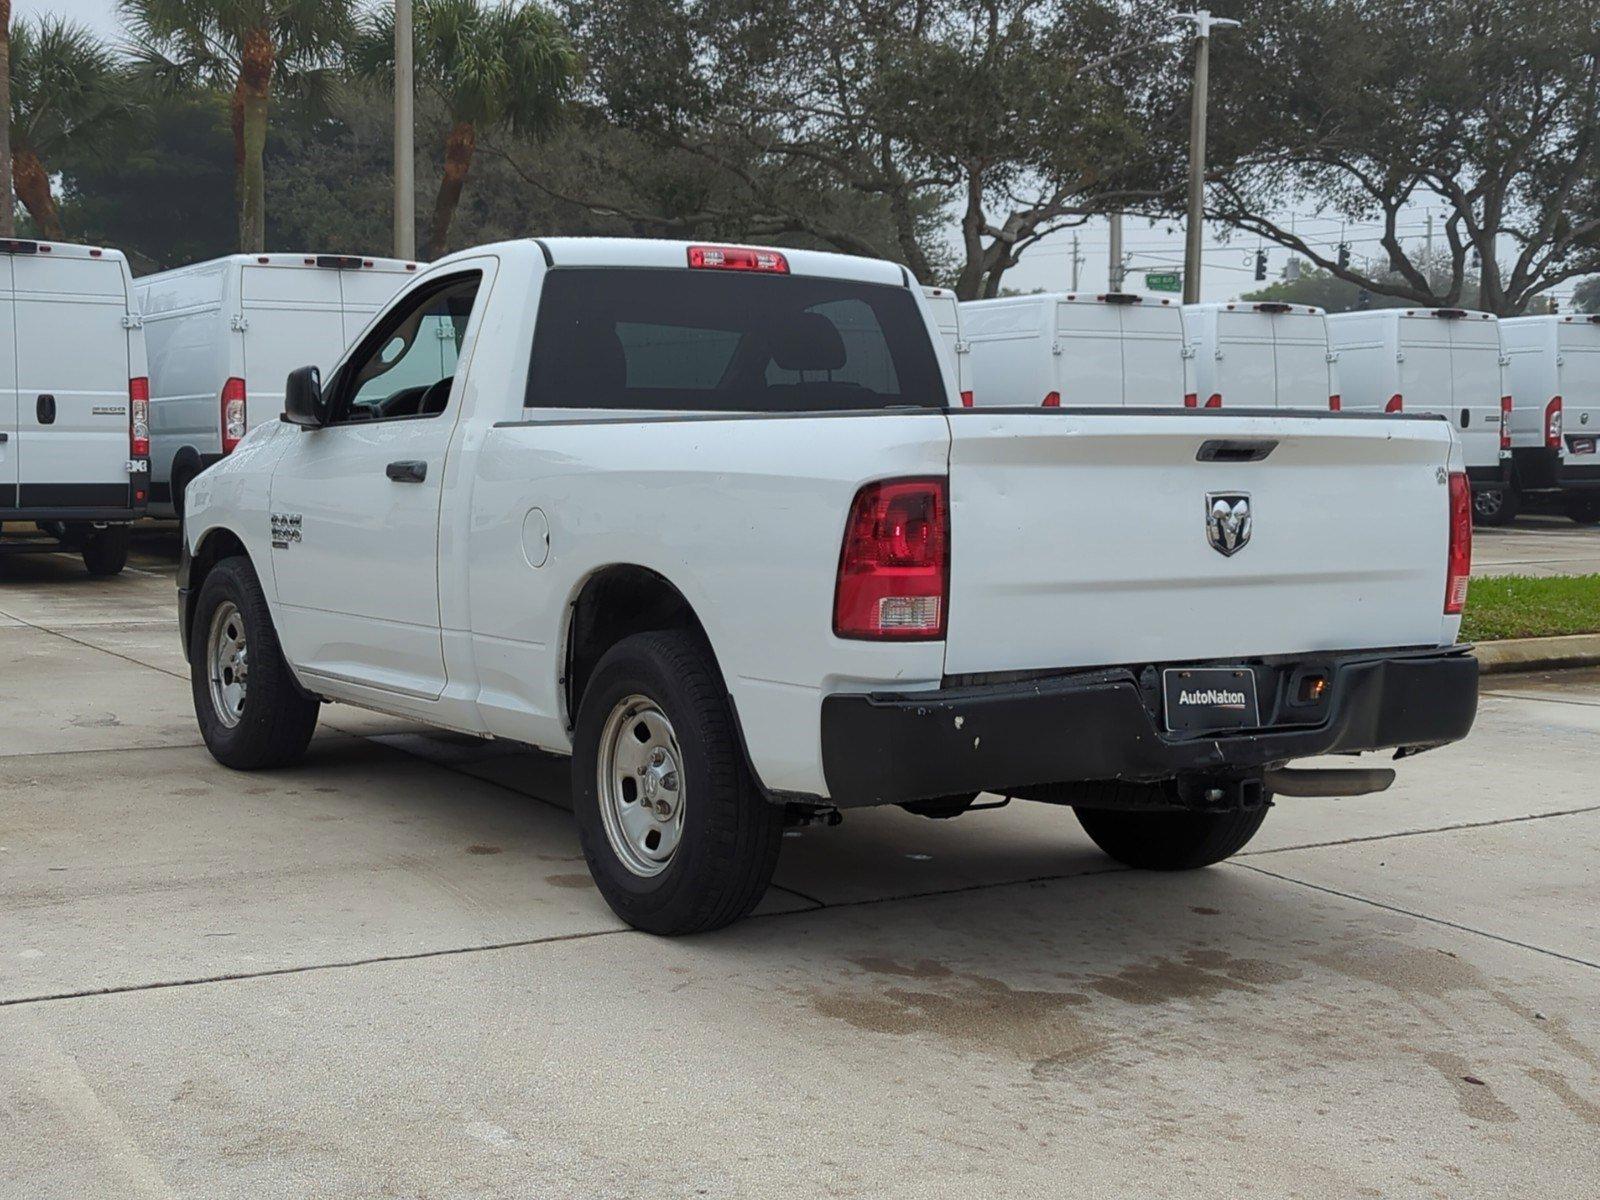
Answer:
[526,268,943,412]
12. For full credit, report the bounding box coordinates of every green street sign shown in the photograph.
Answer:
[1145,271,1182,293]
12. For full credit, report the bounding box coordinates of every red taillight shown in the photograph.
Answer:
[834,478,948,640]
[128,377,149,458]
[1385,394,1404,413]
[686,245,788,273]
[959,390,974,408]
[1205,393,1221,409]
[1042,391,1061,407]
[1328,394,1341,412]
[221,377,247,454]
[1184,392,1198,408]
[1545,396,1563,448]
[1500,395,1513,451]
[1445,471,1471,615]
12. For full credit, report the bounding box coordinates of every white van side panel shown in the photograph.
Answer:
[12,253,131,502]
[0,258,14,506]
[339,266,417,345]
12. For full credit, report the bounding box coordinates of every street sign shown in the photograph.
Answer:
[1145,271,1182,293]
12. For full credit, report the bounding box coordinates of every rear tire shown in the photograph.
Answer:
[1075,801,1270,870]
[188,555,319,769]
[81,526,130,576]
[1563,495,1600,525]
[1472,486,1519,527]
[572,630,783,935]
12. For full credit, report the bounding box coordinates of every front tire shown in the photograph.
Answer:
[1472,486,1519,527]
[188,556,319,769]
[1075,802,1269,870]
[81,526,130,576]
[572,630,783,935]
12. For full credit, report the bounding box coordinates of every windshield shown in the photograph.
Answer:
[526,268,944,413]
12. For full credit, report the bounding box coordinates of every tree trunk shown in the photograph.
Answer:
[12,145,61,239]
[237,28,274,253]
[427,121,477,259]
[0,0,13,238]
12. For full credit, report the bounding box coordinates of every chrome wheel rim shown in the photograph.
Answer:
[1474,490,1502,518]
[597,695,685,878]
[206,601,249,728]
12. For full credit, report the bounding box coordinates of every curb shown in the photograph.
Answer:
[1473,633,1600,675]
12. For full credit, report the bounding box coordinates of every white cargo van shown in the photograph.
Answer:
[0,238,149,575]
[1327,308,1512,523]
[1185,301,1340,410]
[921,286,971,405]
[1499,314,1600,523]
[136,253,418,516]
[960,292,1190,407]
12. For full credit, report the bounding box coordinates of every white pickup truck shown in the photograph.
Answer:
[180,238,1479,934]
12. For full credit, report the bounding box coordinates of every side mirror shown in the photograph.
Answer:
[283,365,326,428]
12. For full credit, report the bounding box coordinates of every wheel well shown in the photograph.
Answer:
[566,566,709,723]
[183,528,249,647]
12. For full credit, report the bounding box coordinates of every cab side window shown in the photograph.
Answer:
[332,273,481,423]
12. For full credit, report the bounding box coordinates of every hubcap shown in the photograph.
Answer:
[206,601,249,728]
[597,695,685,877]
[1474,490,1502,517]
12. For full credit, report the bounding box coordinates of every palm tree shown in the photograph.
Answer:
[122,0,352,252]
[9,18,131,239]
[1,0,14,237]
[352,0,575,258]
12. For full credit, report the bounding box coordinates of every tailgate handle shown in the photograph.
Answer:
[1197,439,1277,463]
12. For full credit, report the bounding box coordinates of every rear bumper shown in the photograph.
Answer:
[1467,462,1510,490]
[820,647,1477,807]
[1558,461,1600,491]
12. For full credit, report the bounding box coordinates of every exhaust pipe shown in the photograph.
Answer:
[1264,767,1396,798]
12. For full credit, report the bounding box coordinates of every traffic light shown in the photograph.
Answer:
[1337,242,1351,270]
[1254,249,1267,281]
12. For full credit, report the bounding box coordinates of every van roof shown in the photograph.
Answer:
[0,238,129,265]
[962,291,1178,308]
[1189,301,1326,316]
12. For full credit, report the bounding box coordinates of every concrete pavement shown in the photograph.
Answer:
[2,537,1598,1198]
[1473,514,1600,577]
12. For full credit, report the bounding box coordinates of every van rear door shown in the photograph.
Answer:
[1118,302,1187,406]
[12,250,130,509]
[1447,316,1505,470]
[1557,319,1600,460]
[240,263,348,431]
[1213,308,1276,406]
[1054,299,1125,405]
[1270,311,1333,409]
[1398,314,1453,419]
[0,256,14,508]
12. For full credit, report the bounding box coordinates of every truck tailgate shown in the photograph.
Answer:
[944,411,1456,675]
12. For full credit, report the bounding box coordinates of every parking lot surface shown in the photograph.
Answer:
[1474,514,1600,577]
[3,531,1598,1199]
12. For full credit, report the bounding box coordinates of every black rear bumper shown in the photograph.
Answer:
[820,648,1478,807]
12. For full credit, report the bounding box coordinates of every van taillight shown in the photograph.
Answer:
[1328,394,1341,411]
[834,478,948,640]
[686,245,788,273]
[1545,396,1563,448]
[1042,391,1061,407]
[959,390,974,408]
[1184,393,1198,408]
[129,377,150,458]
[1385,394,1404,413]
[221,377,247,453]
[1500,396,1513,451]
[1205,394,1221,408]
[1445,471,1471,615]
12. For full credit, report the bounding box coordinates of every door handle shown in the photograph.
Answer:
[0,431,8,443]
[386,459,427,483]
[36,394,56,425]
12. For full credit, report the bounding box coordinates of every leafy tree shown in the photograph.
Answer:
[1203,0,1600,315]
[569,0,1179,297]
[1573,278,1600,314]
[351,0,576,258]
[8,17,132,239]
[1,0,13,237]
[122,0,354,252]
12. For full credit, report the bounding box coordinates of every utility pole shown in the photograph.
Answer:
[393,0,416,260]
[1424,211,1434,289]
[1070,233,1083,290]
[1175,10,1239,304]
[0,0,13,238]
[1108,212,1124,292]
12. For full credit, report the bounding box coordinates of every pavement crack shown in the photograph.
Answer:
[1481,690,1600,709]
[1229,862,1600,971]
[1239,804,1600,858]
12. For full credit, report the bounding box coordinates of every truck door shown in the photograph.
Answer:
[12,251,131,508]
[0,257,14,508]
[267,262,489,700]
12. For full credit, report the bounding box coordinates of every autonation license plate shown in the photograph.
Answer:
[1570,436,1596,456]
[1163,667,1261,733]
